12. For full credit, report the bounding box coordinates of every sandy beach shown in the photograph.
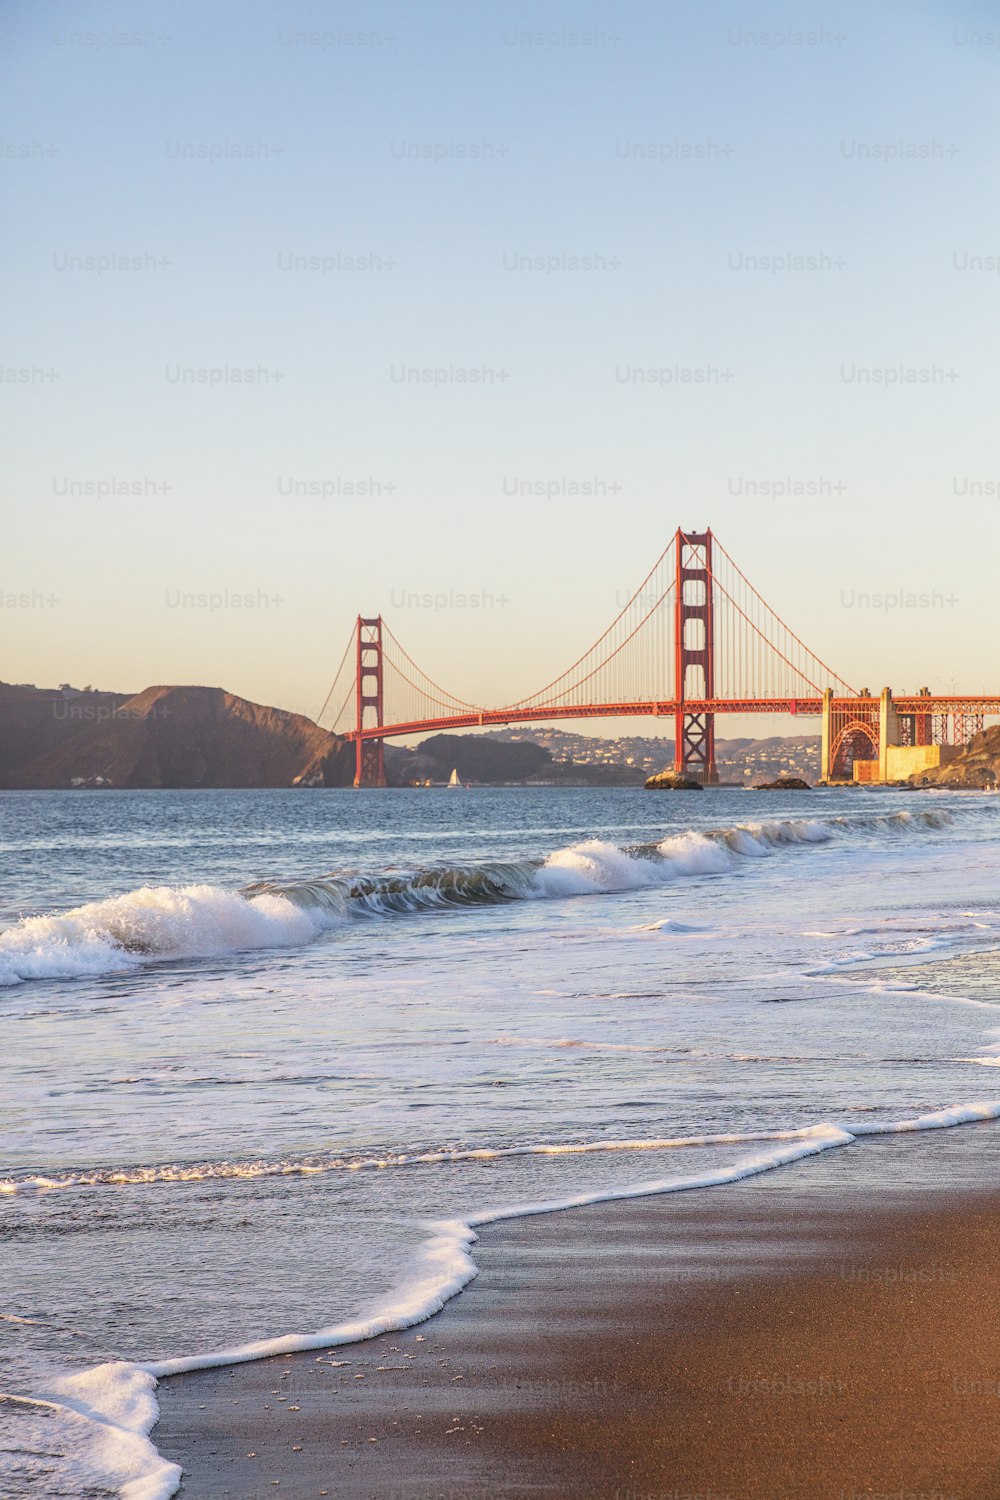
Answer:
[153,1129,1000,1499]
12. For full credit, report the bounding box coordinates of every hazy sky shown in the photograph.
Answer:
[4,0,999,739]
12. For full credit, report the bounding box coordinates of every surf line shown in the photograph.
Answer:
[21,1100,1000,1500]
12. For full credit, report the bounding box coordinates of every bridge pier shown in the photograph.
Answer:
[822,687,967,783]
[878,687,900,782]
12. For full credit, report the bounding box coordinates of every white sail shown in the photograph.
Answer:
[448,768,460,786]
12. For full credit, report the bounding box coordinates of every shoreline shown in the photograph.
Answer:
[154,1126,1000,1498]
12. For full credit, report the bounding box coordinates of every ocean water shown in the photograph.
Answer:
[3,784,1000,1497]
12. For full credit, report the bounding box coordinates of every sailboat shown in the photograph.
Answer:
[448,768,461,787]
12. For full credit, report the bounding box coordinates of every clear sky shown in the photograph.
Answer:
[4,0,999,738]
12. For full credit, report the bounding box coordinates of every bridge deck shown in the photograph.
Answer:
[345,697,1000,743]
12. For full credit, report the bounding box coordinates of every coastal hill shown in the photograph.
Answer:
[404,734,553,784]
[910,725,1000,789]
[0,682,132,780]
[399,735,645,785]
[0,683,348,789]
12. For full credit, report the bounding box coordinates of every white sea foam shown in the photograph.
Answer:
[847,1100,1000,1135]
[0,1126,827,1195]
[809,932,975,978]
[631,917,707,933]
[652,818,833,876]
[4,1372,180,1500]
[656,830,735,873]
[531,838,664,896]
[0,884,332,987]
[532,818,835,896]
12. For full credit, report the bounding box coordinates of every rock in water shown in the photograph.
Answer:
[644,771,703,791]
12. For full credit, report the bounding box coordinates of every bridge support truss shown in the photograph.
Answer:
[953,712,984,745]
[898,688,933,748]
[673,529,718,783]
[354,615,386,788]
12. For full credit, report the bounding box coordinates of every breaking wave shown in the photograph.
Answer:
[0,810,952,987]
[0,885,329,988]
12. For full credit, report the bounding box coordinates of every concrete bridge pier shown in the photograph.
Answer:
[879,687,900,782]
[821,686,899,782]
[822,686,960,783]
[820,688,833,782]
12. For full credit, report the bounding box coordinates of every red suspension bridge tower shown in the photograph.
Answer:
[353,616,386,788]
[674,529,718,783]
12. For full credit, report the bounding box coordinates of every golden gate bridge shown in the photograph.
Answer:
[318,530,999,787]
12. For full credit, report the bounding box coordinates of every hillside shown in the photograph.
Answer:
[404,734,553,784]
[2,683,349,789]
[910,725,1000,790]
[400,734,646,785]
[483,726,820,783]
[0,682,132,782]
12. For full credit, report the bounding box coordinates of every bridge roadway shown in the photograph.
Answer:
[344,696,1000,745]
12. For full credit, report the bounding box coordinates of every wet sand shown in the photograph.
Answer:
[155,1132,1000,1498]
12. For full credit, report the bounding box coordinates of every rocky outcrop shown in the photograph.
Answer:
[753,777,811,790]
[3,683,347,789]
[644,771,703,790]
[909,726,1000,790]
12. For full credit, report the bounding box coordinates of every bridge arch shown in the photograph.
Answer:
[829,718,879,780]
